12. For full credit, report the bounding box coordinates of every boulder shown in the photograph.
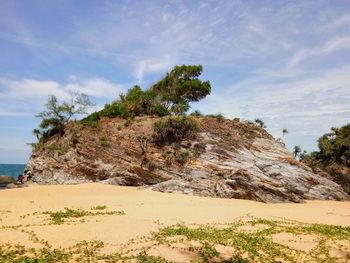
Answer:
[0,175,15,189]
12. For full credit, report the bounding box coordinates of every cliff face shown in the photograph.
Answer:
[24,116,349,203]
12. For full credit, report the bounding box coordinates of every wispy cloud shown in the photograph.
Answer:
[0,0,350,161]
[288,36,350,69]
[0,77,125,116]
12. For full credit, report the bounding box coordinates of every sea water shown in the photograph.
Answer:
[0,164,26,180]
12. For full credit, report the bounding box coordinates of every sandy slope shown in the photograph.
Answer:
[1,183,350,259]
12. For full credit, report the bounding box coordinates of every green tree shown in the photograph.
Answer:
[35,93,92,140]
[150,65,211,114]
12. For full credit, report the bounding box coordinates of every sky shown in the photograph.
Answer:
[0,0,350,164]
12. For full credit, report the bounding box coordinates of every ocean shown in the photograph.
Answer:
[0,164,26,180]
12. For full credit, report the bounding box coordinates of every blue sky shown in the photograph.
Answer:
[0,0,350,164]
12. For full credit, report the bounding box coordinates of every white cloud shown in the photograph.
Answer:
[325,14,350,30]
[196,64,350,151]
[0,77,125,116]
[134,57,173,83]
[1,0,350,157]
[288,36,350,69]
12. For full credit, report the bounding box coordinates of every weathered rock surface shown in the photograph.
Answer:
[0,175,15,189]
[24,117,349,202]
[309,164,350,194]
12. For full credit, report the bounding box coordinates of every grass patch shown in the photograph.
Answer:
[1,217,349,262]
[99,136,111,147]
[136,251,170,263]
[152,218,350,262]
[42,207,125,225]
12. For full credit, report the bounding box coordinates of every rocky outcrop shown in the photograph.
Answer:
[24,117,349,202]
[0,175,15,189]
[309,164,350,194]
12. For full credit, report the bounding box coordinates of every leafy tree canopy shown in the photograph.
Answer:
[34,93,92,141]
[150,65,211,111]
[302,123,350,168]
[82,65,211,125]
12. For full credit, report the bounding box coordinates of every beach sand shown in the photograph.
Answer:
[1,183,350,261]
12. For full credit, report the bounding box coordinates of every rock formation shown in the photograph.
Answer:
[0,175,16,189]
[24,116,349,202]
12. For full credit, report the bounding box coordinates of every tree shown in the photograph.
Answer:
[83,65,212,123]
[35,93,92,140]
[254,118,266,129]
[150,65,211,114]
[293,145,302,159]
[282,128,288,138]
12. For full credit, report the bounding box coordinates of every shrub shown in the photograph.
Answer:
[146,160,158,171]
[71,131,79,145]
[46,142,69,155]
[254,118,266,128]
[82,65,211,123]
[190,110,203,117]
[193,142,206,156]
[101,101,132,119]
[199,242,219,262]
[99,136,111,147]
[152,104,170,117]
[206,113,225,123]
[125,118,133,127]
[153,116,198,145]
[82,112,100,127]
[175,149,191,164]
[162,152,174,165]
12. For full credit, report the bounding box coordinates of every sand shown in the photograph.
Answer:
[1,183,350,261]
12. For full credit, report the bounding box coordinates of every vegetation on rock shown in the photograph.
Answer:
[82,64,211,126]
[33,93,92,142]
[302,124,350,168]
[300,124,350,193]
[153,116,197,145]
[254,118,266,129]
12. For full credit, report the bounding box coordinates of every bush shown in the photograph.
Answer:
[162,152,174,165]
[254,118,266,128]
[82,65,211,124]
[101,102,132,119]
[190,110,203,117]
[199,242,219,262]
[146,160,158,171]
[207,113,225,123]
[193,142,206,156]
[153,104,170,117]
[175,149,191,164]
[99,136,111,147]
[82,112,100,127]
[153,116,198,145]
